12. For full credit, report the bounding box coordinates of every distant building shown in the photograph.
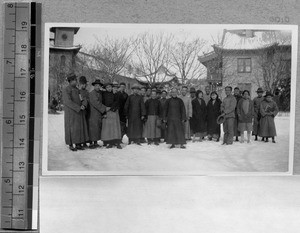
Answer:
[198,30,291,99]
[48,27,81,102]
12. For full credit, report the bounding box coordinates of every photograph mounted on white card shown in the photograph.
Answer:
[42,23,297,175]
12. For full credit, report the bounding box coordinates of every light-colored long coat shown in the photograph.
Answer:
[88,89,106,141]
[62,85,89,145]
[259,100,279,137]
[221,95,237,119]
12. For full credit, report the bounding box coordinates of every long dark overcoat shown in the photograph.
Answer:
[117,91,128,123]
[234,94,242,136]
[206,98,222,135]
[88,89,106,141]
[252,96,264,135]
[164,97,186,145]
[191,98,207,134]
[62,85,89,145]
[259,100,279,137]
[124,94,146,139]
[79,89,90,121]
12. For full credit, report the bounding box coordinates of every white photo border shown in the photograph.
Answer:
[42,23,298,176]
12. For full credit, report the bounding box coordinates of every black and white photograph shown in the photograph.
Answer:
[43,23,297,174]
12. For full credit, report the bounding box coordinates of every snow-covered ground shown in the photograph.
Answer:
[47,111,290,172]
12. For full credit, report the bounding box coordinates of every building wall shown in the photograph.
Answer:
[54,28,76,47]
[221,53,264,99]
[49,50,76,101]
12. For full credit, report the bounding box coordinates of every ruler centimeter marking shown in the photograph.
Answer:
[1,2,41,230]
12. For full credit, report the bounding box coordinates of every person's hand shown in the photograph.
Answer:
[106,107,111,111]
[141,116,145,121]
[103,114,107,119]
[80,105,85,110]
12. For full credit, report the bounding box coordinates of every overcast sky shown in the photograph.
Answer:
[73,24,227,53]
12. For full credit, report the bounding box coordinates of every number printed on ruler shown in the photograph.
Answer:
[2,2,30,229]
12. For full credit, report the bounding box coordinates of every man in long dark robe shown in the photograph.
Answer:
[101,83,122,149]
[124,84,146,145]
[144,90,162,145]
[62,74,89,151]
[117,82,128,139]
[233,87,242,141]
[78,76,90,148]
[88,79,109,148]
[252,87,264,141]
[159,90,168,141]
[163,88,187,149]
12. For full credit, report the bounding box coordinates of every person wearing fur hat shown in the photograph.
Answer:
[62,74,89,151]
[252,87,264,141]
[259,92,279,143]
[124,84,146,145]
[88,79,109,148]
[101,83,122,149]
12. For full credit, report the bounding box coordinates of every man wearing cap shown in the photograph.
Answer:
[88,79,110,148]
[252,87,264,141]
[220,86,237,145]
[164,88,187,149]
[112,81,119,94]
[179,86,193,140]
[78,76,90,147]
[117,82,129,138]
[189,87,196,101]
[124,84,146,145]
[62,74,89,151]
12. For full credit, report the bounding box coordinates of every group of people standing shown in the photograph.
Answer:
[62,73,279,151]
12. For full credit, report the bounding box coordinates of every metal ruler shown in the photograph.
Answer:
[1,2,41,230]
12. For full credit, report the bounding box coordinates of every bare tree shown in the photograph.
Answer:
[258,31,291,92]
[130,32,175,87]
[84,36,136,81]
[169,38,207,85]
